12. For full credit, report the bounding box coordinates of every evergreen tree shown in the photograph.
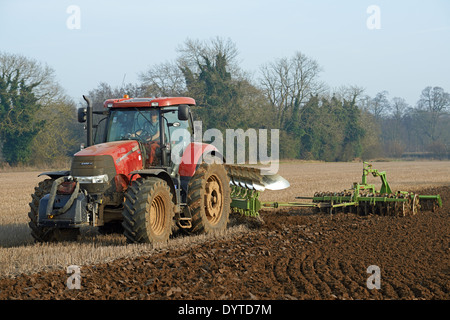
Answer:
[340,98,364,161]
[0,75,44,164]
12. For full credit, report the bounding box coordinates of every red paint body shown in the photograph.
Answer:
[103,97,196,108]
[74,140,217,179]
[75,140,143,178]
[178,142,219,177]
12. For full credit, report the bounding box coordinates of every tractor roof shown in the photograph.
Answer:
[103,96,196,109]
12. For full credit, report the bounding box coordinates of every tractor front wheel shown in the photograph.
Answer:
[29,178,54,242]
[28,178,79,242]
[122,177,174,244]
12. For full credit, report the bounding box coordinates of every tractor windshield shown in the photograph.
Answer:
[106,108,160,143]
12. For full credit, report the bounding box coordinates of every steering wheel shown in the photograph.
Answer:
[133,129,150,142]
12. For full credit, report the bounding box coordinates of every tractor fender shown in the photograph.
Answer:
[129,169,177,203]
[38,170,71,179]
[178,142,224,177]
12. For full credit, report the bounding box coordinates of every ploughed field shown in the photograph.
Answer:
[0,161,449,300]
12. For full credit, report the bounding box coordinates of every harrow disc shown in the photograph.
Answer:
[418,197,441,212]
[312,190,423,217]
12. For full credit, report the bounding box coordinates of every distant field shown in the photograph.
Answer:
[0,160,448,278]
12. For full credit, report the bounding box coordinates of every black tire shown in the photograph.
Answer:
[98,222,124,235]
[122,177,174,244]
[187,163,231,235]
[28,179,79,242]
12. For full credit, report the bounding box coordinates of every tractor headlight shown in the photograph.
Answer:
[75,174,109,184]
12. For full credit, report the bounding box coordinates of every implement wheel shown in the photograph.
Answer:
[187,163,231,235]
[122,177,174,244]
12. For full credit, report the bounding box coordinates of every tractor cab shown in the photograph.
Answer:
[102,103,192,169]
[83,96,195,171]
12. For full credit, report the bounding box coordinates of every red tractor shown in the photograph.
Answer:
[28,95,232,244]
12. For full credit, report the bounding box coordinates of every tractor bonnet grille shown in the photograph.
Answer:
[71,155,116,194]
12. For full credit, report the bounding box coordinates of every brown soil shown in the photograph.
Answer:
[0,186,448,301]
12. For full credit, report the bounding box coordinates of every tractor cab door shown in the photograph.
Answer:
[161,106,192,172]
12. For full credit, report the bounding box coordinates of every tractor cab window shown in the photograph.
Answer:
[162,107,191,137]
[106,108,160,143]
[105,107,191,168]
[161,107,192,163]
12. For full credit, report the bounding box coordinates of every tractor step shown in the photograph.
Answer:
[177,217,192,229]
[176,206,193,228]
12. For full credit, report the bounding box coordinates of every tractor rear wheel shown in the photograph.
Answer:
[122,177,174,244]
[187,163,231,235]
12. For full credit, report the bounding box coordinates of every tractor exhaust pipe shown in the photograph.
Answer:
[82,95,94,147]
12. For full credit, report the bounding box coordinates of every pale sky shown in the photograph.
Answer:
[1,0,449,107]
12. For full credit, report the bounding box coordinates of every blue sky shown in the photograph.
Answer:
[0,0,449,106]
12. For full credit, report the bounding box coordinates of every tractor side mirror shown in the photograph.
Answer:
[178,104,189,121]
[78,107,87,123]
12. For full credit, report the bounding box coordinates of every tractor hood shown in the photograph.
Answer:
[73,140,143,176]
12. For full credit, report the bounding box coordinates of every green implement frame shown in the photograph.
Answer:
[230,185,262,217]
[230,162,442,217]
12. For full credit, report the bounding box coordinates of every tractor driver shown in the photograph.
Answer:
[142,109,160,167]
[127,109,160,166]
[144,109,160,142]
[126,110,159,142]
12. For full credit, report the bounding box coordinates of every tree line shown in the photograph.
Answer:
[1,37,449,167]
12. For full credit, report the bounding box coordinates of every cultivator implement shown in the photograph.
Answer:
[228,162,442,217]
[304,190,424,216]
[298,162,442,216]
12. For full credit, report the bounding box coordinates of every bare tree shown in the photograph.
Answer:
[369,91,390,120]
[138,37,242,100]
[0,51,63,106]
[332,85,365,105]
[391,97,409,120]
[259,51,325,128]
[176,36,240,78]
[138,61,186,97]
[417,86,450,141]
[389,97,409,142]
